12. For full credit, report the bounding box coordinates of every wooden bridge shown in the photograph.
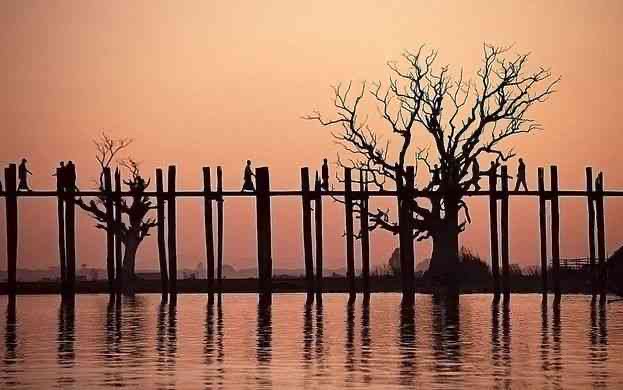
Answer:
[0,163,618,301]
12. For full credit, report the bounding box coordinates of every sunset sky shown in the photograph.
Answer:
[1,0,622,273]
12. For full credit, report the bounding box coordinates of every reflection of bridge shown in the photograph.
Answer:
[0,162,617,300]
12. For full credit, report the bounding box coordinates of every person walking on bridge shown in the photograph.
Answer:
[514,158,528,191]
[242,160,255,192]
[17,158,32,191]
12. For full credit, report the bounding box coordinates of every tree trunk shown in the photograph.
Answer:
[428,200,460,293]
[121,234,140,295]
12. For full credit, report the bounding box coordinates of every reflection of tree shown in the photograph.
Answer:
[398,300,416,387]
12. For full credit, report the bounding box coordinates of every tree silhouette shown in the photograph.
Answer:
[76,133,156,291]
[306,44,559,286]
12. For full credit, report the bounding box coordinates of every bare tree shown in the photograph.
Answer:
[77,133,156,291]
[305,44,559,286]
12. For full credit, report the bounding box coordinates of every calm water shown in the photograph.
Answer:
[0,293,621,389]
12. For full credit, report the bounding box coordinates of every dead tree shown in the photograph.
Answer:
[306,44,559,287]
[76,133,156,293]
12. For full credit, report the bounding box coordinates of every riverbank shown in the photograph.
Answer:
[0,275,598,295]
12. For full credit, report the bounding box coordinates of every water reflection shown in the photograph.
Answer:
[4,296,17,366]
[398,299,416,386]
[589,296,608,388]
[431,295,461,370]
[57,296,76,387]
[360,296,371,384]
[0,294,622,389]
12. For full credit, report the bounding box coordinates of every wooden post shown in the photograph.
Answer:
[344,168,356,296]
[216,166,224,291]
[301,168,314,295]
[586,167,596,294]
[56,167,66,291]
[360,170,370,294]
[103,167,115,293]
[156,169,168,295]
[488,166,500,297]
[114,169,122,290]
[65,165,76,295]
[550,166,561,297]
[594,172,606,297]
[314,174,324,297]
[203,167,215,291]
[500,165,510,298]
[398,166,415,300]
[167,165,178,296]
[538,168,548,295]
[4,165,17,295]
[255,167,272,295]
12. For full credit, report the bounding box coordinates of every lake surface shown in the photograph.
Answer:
[0,293,621,389]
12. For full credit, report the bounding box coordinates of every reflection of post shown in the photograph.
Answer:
[538,168,548,295]
[586,167,596,294]
[488,167,500,298]
[550,166,560,297]
[344,300,355,373]
[203,167,215,292]
[344,168,355,298]
[5,295,17,362]
[255,167,272,296]
[57,296,76,367]
[399,300,416,386]
[301,168,314,297]
[500,165,510,299]
[216,166,224,292]
[256,299,272,364]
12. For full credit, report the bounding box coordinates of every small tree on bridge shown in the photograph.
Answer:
[77,133,156,292]
[306,44,559,287]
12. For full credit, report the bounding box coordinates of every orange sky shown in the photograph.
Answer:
[1,0,622,272]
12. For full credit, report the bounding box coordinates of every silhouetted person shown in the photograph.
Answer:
[17,158,32,191]
[514,158,528,191]
[470,158,483,191]
[65,161,77,192]
[321,159,329,191]
[242,160,255,192]
[53,161,66,190]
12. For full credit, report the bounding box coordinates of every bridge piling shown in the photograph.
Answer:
[216,166,224,292]
[550,166,561,297]
[500,165,510,300]
[55,167,66,293]
[595,172,606,298]
[167,165,178,297]
[314,174,324,298]
[155,168,169,297]
[255,167,272,297]
[4,164,18,295]
[538,168,548,295]
[360,170,370,294]
[103,167,115,293]
[489,166,500,298]
[344,168,356,301]
[301,167,314,298]
[203,167,215,292]
[586,167,597,294]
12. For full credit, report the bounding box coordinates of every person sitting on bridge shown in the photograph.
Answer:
[242,160,255,192]
[17,158,32,191]
[514,158,528,191]
[52,161,65,190]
